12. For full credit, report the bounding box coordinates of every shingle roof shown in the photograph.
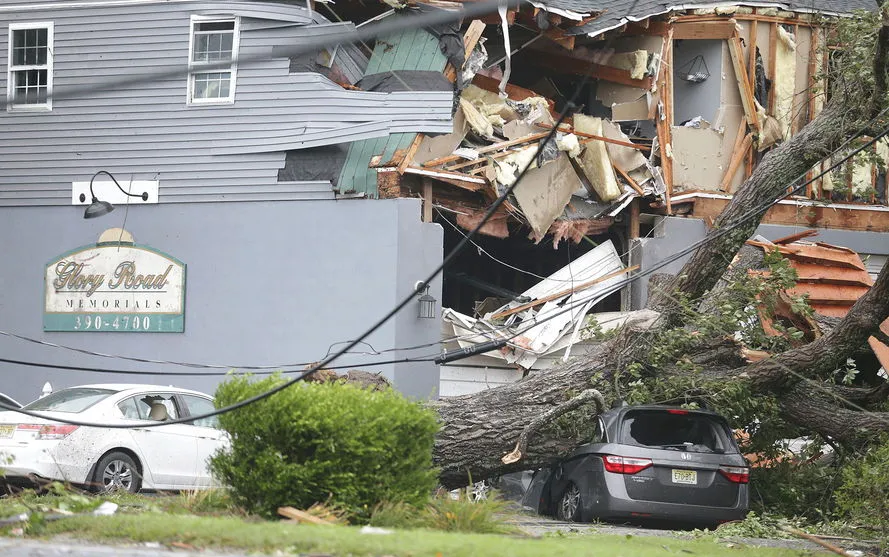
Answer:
[535,1,878,37]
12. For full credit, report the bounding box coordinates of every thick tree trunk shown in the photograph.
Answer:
[431,343,615,488]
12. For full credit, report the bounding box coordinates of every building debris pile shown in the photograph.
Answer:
[395,76,663,246]
[441,240,638,369]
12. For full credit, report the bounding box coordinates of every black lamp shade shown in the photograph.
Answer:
[84,198,115,219]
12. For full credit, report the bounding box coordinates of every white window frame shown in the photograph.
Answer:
[187,15,239,105]
[7,21,53,111]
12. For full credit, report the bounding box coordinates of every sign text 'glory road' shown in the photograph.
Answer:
[44,243,186,333]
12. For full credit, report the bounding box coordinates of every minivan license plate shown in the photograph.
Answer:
[672,469,697,485]
[0,425,14,439]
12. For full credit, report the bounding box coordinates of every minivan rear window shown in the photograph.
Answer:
[24,388,117,413]
[620,410,737,454]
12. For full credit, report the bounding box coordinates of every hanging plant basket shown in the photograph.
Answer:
[678,54,710,83]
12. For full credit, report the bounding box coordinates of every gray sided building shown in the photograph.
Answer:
[0,0,451,402]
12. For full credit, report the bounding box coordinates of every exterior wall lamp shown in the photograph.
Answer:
[79,170,149,219]
[415,281,437,319]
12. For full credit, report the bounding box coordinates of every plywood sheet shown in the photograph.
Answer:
[671,126,733,190]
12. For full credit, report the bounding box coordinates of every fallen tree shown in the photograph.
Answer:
[431,5,889,488]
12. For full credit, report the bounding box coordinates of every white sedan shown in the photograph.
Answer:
[0,384,229,493]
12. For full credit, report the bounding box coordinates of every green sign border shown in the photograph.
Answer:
[44,242,186,333]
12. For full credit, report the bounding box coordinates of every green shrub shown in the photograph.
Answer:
[835,437,889,538]
[749,460,844,521]
[210,375,440,521]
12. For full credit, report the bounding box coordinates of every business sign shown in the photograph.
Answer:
[44,243,186,332]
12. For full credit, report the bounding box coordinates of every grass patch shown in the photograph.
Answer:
[370,493,516,534]
[29,513,829,557]
[0,488,835,556]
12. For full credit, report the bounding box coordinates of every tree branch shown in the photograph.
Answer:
[780,381,889,442]
[829,382,889,405]
[870,3,889,118]
[501,389,605,464]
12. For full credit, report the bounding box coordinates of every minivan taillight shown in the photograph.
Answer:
[718,465,750,484]
[603,455,653,474]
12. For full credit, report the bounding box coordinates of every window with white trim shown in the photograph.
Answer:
[188,17,238,104]
[7,22,53,110]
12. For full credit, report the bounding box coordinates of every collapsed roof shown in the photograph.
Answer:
[533,0,878,37]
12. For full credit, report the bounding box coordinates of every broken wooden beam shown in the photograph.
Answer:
[728,32,761,133]
[613,162,645,196]
[403,166,487,192]
[422,132,550,168]
[721,133,754,192]
[444,19,486,83]
[277,507,334,526]
[397,134,424,175]
[535,123,652,151]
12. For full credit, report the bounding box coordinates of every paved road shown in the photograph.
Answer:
[509,515,835,552]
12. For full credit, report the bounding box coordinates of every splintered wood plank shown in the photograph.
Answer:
[397,134,424,174]
[613,162,645,195]
[444,20,486,83]
[721,133,754,192]
[768,23,778,113]
[277,507,333,526]
[728,33,761,133]
[536,123,652,150]
[748,20,758,85]
[656,28,674,209]
[629,197,641,239]
[422,132,550,167]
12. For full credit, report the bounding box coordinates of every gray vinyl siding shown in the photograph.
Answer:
[0,0,454,207]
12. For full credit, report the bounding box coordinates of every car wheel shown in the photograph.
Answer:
[94,452,141,494]
[468,478,494,502]
[556,482,582,522]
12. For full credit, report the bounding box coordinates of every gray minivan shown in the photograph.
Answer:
[523,405,749,526]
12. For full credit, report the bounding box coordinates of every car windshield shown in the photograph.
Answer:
[620,410,736,454]
[24,388,117,413]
